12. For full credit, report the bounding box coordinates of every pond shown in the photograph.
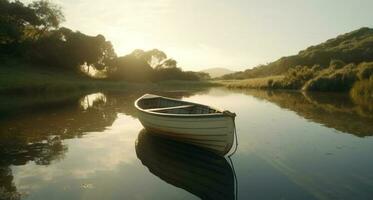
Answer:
[0,87,372,200]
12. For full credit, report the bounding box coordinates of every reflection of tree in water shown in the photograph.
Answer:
[0,136,66,200]
[0,167,20,200]
[0,92,114,199]
[238,89,373,137]
[0,136,66,166]
[0,89,208,198]
[0,89,207,142]
[0,93,117,141]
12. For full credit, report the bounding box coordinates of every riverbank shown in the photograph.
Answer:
[220,62,373,92]
[217,76,373,103]
[0,59,218,94]
[1,59,371,104]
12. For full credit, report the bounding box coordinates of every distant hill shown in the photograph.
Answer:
[200,67,235,78]
[223,27,373,79]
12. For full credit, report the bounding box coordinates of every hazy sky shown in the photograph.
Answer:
[26,0,373,70]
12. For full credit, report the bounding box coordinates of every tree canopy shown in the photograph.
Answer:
[0,0,207,81]
[27,28,116,73]
[0,0,64,44]
[106,49,207,81]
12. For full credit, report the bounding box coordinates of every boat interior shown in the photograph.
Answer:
[138,97,220,115]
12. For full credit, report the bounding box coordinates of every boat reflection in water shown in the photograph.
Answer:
[135,129,237,200]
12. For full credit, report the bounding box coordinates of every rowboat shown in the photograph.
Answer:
[136,130,237,200]
[134,93,237,156]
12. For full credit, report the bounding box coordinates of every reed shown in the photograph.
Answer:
[215,76,284,89]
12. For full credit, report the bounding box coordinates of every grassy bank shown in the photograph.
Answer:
[219,62,373,93]
[0,59,145,93]
[2,58,371,99]
[0,59,216,94]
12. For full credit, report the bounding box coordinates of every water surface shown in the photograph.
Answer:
[0,88,372,200]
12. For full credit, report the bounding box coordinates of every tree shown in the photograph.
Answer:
[28,0,64,36]
[106,49,168,81]
[26,27,116,73]
[0,0,40,44]
[106,53,153,81]
[129,48,167,68]
[144,49,167,68]
[155,58,177,69]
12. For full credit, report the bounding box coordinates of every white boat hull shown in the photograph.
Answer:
[137,110,235,155]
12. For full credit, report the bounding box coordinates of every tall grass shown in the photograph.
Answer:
[215,76,284,89]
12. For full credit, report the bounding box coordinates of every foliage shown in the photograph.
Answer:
[329,59,346,69]
[24,28,116,73]
[0,0,64,45]
[356,62,373,80]
[106,50,154,81]
[221,28,373,93]
[350,79,373,112]
[0,0,206,84]
[223,27,373,79]
[273,65,320,89]
[0,0,39,44]
[221,61,373,92]
[107,49,209,82]
[302,64,357,91]
[28,0,64,31]
[0,58,213,94]
[271,62,373,92]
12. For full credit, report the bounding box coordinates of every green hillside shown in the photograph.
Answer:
[223,27,373,79]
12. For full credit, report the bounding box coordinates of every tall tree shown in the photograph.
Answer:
[0,0,39,44]
[28,27,116,73]
[155,58,177,69]
[27,0,64,39]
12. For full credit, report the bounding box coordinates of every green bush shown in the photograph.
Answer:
[260,61,373,92]
[350,79,373,111]
[267,79,274,87]
[357,62,373,80]
[274,65,319,89]
[329,59,346,69]
[303,64,357,91]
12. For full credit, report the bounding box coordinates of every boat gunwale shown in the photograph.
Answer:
[134,94,228,118]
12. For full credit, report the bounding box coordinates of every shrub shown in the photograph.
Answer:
[278,65,319,89]
[357,62,373,80]
[267,79,274,87]
[350,79,373,111]
[303,64,357,91]
[330,59,346,69]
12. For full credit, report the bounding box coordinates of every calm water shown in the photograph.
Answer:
[0,88,372,200]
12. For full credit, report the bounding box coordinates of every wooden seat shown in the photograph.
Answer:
[146,105,194,112]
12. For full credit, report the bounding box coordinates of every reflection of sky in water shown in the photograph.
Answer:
[5,88,373,199]
[11,114,197,200]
